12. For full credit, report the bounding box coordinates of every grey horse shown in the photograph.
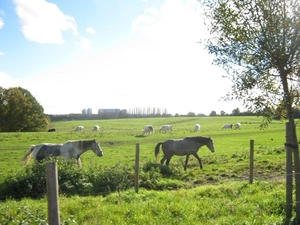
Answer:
[154,136,215,170]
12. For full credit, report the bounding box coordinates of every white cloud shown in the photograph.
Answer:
[132,0,203,44]
[0,52,4,56]
[132,8,158,32]
[13,0,78,44]
[86,27,95,35]
[0,17,4,29]
[22,0,240,115]
[0,72,23,88]
[79,37,92,50]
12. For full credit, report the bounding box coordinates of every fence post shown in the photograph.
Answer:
[46,162,60,225]
[135,143,140,193]
[249,140,254,184]
[286,122,293,219]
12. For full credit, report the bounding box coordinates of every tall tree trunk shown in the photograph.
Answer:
[288,105,300,219]
[285,88,300,219]
[281,67,300,218]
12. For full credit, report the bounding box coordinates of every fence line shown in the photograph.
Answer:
[0,140,291,201]
[0,171,289,201]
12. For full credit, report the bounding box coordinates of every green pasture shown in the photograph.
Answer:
[0,181,287,225]
[0,116,294,181]
[0,116,299,224]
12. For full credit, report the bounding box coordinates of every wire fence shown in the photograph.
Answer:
[0,140,293,201]
[0,165,290,201]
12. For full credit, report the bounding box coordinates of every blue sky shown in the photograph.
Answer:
[0,0,242,115]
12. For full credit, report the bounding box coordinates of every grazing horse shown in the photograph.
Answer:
[142,125,154,135]
[75,126,84,131]
[154,136,215,170]
[93,125,100,131]
[222,124,233,129]
[159,125,172,133]
[235,122,241,129]
[22,139,103,168]
[194,124,200,132]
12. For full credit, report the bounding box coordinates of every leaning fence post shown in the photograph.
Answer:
[286,122,293,219]
[135,143,140,193]
[46,162,60,225]
[249,140,254,184]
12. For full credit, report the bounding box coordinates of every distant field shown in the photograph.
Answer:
[0,116,299,224]
[0,116,295,181]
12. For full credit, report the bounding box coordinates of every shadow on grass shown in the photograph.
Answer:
[135,135,147,138]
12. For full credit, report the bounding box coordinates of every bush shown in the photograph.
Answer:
[88,163,133,196]
[57,161,93,197]
[140,166,162,189]
[0,163,47,199]
[0,160,186,200]
[0,160,91,199]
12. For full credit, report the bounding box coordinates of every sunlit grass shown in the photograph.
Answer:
[0,181,286,224]
[0,116,297,224]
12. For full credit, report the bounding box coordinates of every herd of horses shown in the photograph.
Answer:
[143,122,241,135]
[26,122,240,171]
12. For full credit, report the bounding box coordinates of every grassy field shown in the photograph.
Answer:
[0,116,290,179]
[0,116,299,224]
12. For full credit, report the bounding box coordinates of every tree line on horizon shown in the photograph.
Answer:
[0,86,299,132]
[47,106,300,121]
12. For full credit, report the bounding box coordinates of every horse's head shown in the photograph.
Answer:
[93,140,104,157]
[206,137,215,153]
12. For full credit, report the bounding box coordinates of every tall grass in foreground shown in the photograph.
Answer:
[0,181,288,225]
[0,116,299,224]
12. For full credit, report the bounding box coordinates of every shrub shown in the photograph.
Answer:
[0,160,189,200]
[0,160,96,199]
[57,161,93,197]
[0,163,47,199]
[88,163,133,196]
[140,166,162,189]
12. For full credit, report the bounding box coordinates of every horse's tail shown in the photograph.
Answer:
[154,142,163,162]
[22,145,35,166]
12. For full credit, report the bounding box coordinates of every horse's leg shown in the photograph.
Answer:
[160,156,167,165]
[77,157,82,168]
[75,154,82,168]
[184,155,190,171]
[193,153,203,169]
[165,156,172,166]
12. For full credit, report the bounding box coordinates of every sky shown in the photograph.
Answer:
[0,0,243,116]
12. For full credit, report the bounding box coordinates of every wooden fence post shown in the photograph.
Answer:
[135,143,140,193]
[286,122,293,219]
[249,140,254,184]
[46,162,60,225]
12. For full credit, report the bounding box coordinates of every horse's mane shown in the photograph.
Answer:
[184,136,211,143]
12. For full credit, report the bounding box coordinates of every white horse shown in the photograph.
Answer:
[142,125,154,135]
[75,126,84,131]
[159,125,172,133]
[93,125,100,131]
[235,123,241,129]
[22,140,103,168]
[222,124,233,129]
[194,124,200,132]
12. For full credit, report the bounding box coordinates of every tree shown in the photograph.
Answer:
[209,111,217,116]
[0,87,48,132]
[232,108,240,116]
[295,107,300,118]
[187,112,196,117]
[201,0,300,219]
